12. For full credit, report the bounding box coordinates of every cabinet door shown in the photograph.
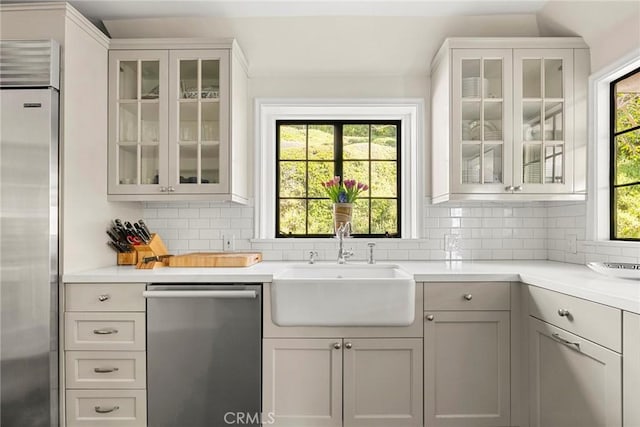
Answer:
[108,50,168,195]
[452,49,513,195]
[513,49,574,194]
[624,312,640,427]
[529,317,621,427]
[262,338,342,427]
[168,49,230,194]
[343,338,422,427]
[424,311,510,427]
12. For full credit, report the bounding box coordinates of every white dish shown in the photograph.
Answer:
[587,262,640,280]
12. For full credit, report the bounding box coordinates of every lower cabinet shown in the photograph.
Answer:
[624,312,640,427]
[63,283,147,427]
[423,311,511,427]
[263,338,423,427]
[529,317,622,427]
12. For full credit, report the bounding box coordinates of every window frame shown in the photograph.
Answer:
[275,119,402,238]
[253,98,424,241]
[609,66,640,241]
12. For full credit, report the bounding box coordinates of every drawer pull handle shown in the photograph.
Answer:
[551,333,581,351]
[93,328,118,335]
[95,405,119,414]
[557,309,571,317]
[463,294,473,301]
[98,294,110,302]
[94,367,119,373]
[426,314,434,321]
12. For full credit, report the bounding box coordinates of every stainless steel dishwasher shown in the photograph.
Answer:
[144,284,262,427]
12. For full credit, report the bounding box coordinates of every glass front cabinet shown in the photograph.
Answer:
[431,38,589,202]
[108,41,248,203]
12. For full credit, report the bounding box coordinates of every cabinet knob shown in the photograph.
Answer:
[160,186,168,192]
[167,186,176,192]
[505,186,515,192]
[557,308,571,317]
[463,294,473,301]
[426,314,434,321]
[515,185,523,192]
[345,342,353,349]
[333,342,341,350]
[97,294,110,302]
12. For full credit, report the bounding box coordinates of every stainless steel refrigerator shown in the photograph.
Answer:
[0,40,60,427]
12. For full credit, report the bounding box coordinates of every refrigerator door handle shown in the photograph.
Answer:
[143,290,257,299]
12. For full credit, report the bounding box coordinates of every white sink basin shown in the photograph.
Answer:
[271,264,416,327]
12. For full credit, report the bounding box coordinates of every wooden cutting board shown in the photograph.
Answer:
[167,252,262,268]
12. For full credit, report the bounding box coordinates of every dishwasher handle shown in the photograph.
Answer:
[143,290,257,299]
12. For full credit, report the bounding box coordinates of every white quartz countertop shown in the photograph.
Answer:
[63,260,640,314]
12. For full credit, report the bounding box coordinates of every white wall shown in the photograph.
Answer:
[536,0,640,73]
[104,14,540,76]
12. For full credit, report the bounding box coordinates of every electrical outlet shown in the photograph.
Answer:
[223,234,235,252]
[444,234,460,252]
[567,234,577,254]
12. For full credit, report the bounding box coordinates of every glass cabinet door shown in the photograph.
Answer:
[514,49,574,193]
[169,50,230,193]
[453,49,513,193]
[108,51,168,194]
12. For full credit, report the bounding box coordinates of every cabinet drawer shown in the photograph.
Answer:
[528,286,621,352]
[65,312,145,351]
[65,283,146,312]
[425,282,510,310]
[66,389,146,427]
[65,351,146,389]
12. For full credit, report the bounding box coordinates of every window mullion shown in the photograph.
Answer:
[335,124,343,179]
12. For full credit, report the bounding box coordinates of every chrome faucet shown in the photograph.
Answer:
[337,222,354,264]
[308,251,319,264]
[367,242,376,264]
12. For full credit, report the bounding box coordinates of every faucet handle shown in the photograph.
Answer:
[308,251,319,264]
[367,242,376,264]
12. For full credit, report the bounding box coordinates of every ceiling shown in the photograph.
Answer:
[18,0,549,23]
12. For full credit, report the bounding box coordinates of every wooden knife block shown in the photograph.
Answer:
[117,251,137,265]
[134,234,168,269]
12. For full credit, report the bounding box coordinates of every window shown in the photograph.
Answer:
[276,120,401,237]
[611,67,640,240]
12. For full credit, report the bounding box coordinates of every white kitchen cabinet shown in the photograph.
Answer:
[623,311,640,427]
[529,317,621,427]
[63,283,147,427]
[262,338,343,427]
[343,339,422,427]
[263,338,422,427]
[424,311,510,427]
[431,37,589,202]
[108,39,249,203]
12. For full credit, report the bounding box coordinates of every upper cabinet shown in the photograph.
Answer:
[108,39,249,203]
[431,38,589,203]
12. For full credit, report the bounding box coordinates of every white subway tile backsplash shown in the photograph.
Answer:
[142,200,638,264]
